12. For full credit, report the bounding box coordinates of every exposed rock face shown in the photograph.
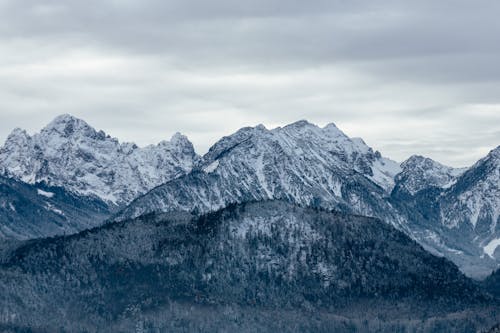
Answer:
[0,114,199,205]
[0,116,498,279]
[394,155,465,196]
[391,147,500,278]
[113,121,499,278]
[115,121,403,228]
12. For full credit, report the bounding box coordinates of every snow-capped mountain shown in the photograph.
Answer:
[115,120,404,227]
[1,116,498,279]
[114,121,499,278]
[391,147,500,278]
[393,155,466,196]
[0,114,199,205]
[440,146,499,231]
[439,147,500,256]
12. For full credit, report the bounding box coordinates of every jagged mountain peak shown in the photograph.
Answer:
[391,146,499,276]
[455,146,499,183]
[173,132,198,153]
[2,128,31,147]
[403,154,427,164]
[170,131,190,144]
[0,115,199,205]
[395,154,464,196]
[48,113,81,123]
[484,145,500,163]
[41,114,99,138]
[401,154,451,171]
[116,120,403,230]
[255,123,267,131]
[6,127,29,139]
[202,120,357,166]
[155,132,194,151]
[439,145,500,230]
[198,120,399,189]
[281,119,316,130]
[201,124,270,163]
[44,113,85,127]
[275,120,346,139]
[323,122,339,130]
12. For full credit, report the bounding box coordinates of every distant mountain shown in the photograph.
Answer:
[0,116,498,279]
[0,114,199,205]
[393,155,466,196]
[115,121,403,227]
[391,147,500,278]
[113,121,499,278]
[439,147,499,245]
[0,174,110,240]
[0,201,496,332]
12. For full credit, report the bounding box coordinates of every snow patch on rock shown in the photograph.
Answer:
[0,114,199,205]
[37,189,55,198]
[203,160,219,173]
[484,238,500,259]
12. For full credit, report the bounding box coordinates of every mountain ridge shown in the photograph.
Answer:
[0,114,199,205]
[0,115,498,278]
[113,121,499,278]
[116,120,403,222]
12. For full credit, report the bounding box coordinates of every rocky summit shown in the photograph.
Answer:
[0,114,199,206]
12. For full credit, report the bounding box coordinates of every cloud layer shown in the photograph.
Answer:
[0,0,499,166]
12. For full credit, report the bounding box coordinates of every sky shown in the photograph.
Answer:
[0,0,499,167]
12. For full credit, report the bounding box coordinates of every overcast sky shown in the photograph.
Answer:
[0,0,499,167]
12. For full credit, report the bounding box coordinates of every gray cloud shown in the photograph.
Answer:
[0,0,499,167]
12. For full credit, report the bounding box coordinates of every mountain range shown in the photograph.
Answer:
[0,114,198,206]
[0,115,498,279]
[0,114,499,332]
[114,119,500,278]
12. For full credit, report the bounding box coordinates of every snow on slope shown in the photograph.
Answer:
[395,155,466,195]
[0,114,199,205]
[484,238,500,259]
[115,120,404,229]
[392,147,500,277]
[0,175,111,240]
[440,146,500,230]
[37,189,54,198]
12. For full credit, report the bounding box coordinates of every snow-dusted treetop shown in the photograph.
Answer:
[0,114,199,205]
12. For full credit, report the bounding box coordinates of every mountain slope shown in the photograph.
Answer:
[0,175,111,240]
[393,155,465,196]
[438,146,500,273]
[115,121,403,227]
[440,146,499,233]
[114,122,499,278]
[0,114,199,205]
[0,201,496,332]
[1,116,498,279]
[391,147,500,278]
